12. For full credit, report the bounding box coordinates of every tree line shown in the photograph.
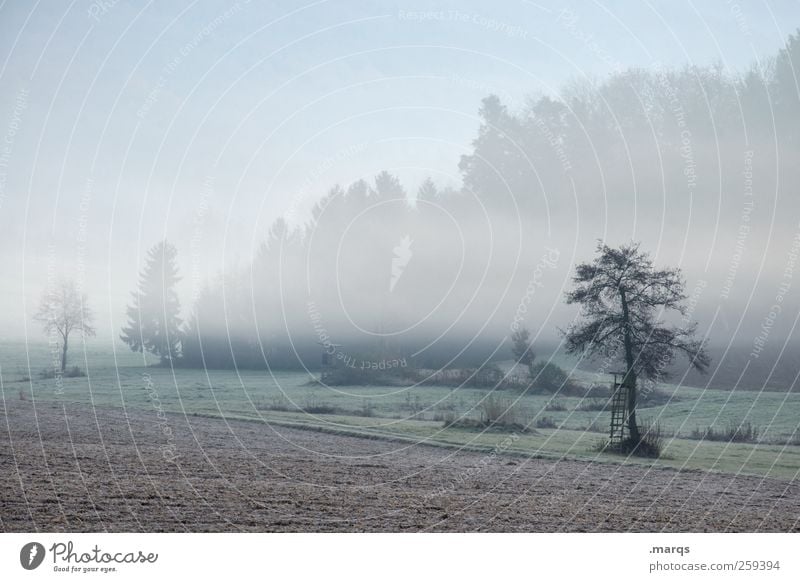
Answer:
[33,34,798,442]
[37,30,800,372]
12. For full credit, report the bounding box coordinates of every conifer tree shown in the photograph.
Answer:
[121,241,182,363]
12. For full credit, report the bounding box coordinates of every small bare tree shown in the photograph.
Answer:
[34,279,95,372]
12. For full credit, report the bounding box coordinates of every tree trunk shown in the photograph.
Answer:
[61,333,68,372]
[619,289,640,443]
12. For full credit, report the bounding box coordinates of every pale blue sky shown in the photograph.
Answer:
[0,0,798,339]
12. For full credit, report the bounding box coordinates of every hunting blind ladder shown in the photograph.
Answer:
[609,371,633,446]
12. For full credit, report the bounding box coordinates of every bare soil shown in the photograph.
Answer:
[1,398,798,532]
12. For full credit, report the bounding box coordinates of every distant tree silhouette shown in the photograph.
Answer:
[121,241,182,364]
[563,241,710,444]
[179,32,800,372]
[417,177,438,201]
[510,326,535,381]
[34,279,95,371]
[772,30,800,145]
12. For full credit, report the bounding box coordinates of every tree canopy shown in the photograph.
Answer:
[34,279,95,372]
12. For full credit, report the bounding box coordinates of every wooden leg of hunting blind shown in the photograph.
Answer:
[609,373,631,448]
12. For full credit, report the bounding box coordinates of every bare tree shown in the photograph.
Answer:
[34,279,96,372]
[563,241,709,445]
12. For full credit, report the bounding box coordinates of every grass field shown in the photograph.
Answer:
[2,341,799,480]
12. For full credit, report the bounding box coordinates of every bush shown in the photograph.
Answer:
[535,416,558,429]
[689,421,761,443]
[439,411,458,427]
[605,420,665,458]
[257,395,292,412]
[545,399,568,411]
[442,394,531,432]
[530,362,567,392]
[529,362,584,395]
[302,394,338,415]
[636,420,666,457]
[478,394,518,425]
[473,363,505,387]
[39,366,86,379]
[321,365,373,386]
[403,392,424,414]
[322,355,411,386]
[356,398,375,417]
[432,401,457,422]
[445,417,531,434]
[575,397,609,412]
[258,394,340,415]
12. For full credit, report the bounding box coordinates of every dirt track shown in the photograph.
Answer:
[1,398,798,532]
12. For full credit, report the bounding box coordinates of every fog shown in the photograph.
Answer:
[2,1,800,389]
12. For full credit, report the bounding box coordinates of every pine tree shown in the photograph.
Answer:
[121,241,182,363]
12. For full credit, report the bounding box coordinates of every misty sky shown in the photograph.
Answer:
[1,0,799,342]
